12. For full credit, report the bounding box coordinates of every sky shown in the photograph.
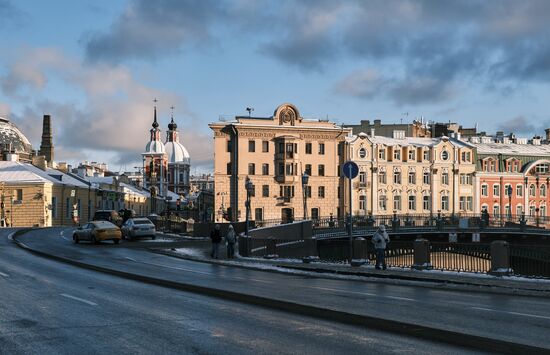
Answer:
[1,0,550,173]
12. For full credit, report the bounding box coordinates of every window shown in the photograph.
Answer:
[359,195,366,211]
[516,184,523,197]
[306,186,312,198]
[441,195,449,211]
[529,184,536,197]
[248,163,255,175]
[285,163,295,175]
[441,150,449,161]
[461,151,471,162]
[14,189,23,201]
[393,171,401,184]
[393,194,402,211]
[285,143,295,158]
[504,205,510,217]
[248,140,255,152]
[536,164,549,174]
[227,140,232,152]
[516,205,523,217]
[408,195,416,210]
[494,205,501,217]
[408,149,415,161]
[318,164,325,176]
[423,150,430,161]
[541,205,547,217]
[262,185,269,197]
[262,140,269,152]
[318,186,325,198]
[423,171,430,185]
[493,184,500,197]
[358,148,367,158]
[278,163,284,175]
[379,194,387,211]
[481,184,488,197]
[379,171,387,184]
[359,171,366,184]
[255,208,263,221]
[541,184,547,197]
[51,196,57,219]
[311,208,320,220]
[460,174,472,185]
[423,195,430,210]
[305,143,312,154]
[305,164,312,176]
[249,184,256,197]
[280,185,295,198]
[278,142,284,153]
[460,196,473,211]
[408,171,416,184]
[262,163,269,175]
[226,163,232,175]
[319,143,325,155]
[378,148,386,160]
[442,172,449,185]
[504,184,512,197]
[393,149,401,161]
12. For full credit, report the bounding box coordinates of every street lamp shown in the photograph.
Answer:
[302,172,309,220]
[508,185,513,221]
[245,176,253,235]
[536,207,540,228]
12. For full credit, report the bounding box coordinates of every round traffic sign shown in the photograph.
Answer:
[342,161,359,179]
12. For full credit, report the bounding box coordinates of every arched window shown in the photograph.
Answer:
[481,184,488,197]
[541,184,547,197]
[493,204,500,217]
[530,184,536,197]
[441,191,449,211]
[516,205,523,217]
[378,190,387,211]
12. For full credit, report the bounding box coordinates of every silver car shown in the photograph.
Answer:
[121,218,156,240]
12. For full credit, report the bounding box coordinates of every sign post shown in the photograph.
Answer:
[343,160,359,264]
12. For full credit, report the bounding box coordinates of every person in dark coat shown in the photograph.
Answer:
[210,224,222,259]
[226,224,236,259]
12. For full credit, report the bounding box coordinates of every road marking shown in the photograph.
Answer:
[308,286,376,297]
[471,307,550,320]
[386,296,415,302]
[0,271,9,277]
[60,293,97,306]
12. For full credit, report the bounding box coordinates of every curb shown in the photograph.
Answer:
[10,230,550,354]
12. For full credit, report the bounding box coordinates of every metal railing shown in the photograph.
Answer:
[430,242,491,273]
[510,245,550,278]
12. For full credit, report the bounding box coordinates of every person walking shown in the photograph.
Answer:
[372,224,390,270]
[210,224,222,259]
[226,224,236,259]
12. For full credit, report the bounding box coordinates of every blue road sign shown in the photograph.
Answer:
[342,160,359,179]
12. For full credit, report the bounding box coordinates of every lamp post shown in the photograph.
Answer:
[508,185,514,221]
[536,207,540,228]
[245,176,253,236]
[302,172,309,220]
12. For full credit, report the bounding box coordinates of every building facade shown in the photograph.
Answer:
[210,103,351,222]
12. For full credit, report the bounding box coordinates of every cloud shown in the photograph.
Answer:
[334,69,456,105]
[497,116,537,135]
[2,48,213,169]
[83,0,226,63]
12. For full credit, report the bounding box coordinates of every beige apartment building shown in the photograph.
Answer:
[210,103,351,222]
[346,133,477,217]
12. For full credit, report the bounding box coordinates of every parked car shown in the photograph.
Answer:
[121,218,156,240]
[93,210,123,226]
[73,221,122,244]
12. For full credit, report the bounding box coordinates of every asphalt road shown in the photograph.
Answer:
[0,229,480,354]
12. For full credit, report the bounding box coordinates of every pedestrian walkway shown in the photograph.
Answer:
[155,233,550,297]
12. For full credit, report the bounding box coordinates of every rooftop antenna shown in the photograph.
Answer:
[246,107,254,117]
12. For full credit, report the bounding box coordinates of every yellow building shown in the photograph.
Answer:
[210,103,351,222]
[347,133,476,217]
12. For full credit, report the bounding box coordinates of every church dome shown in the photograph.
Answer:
[144,140,166,154]
[165,141,190,164]
[0,117,33,154]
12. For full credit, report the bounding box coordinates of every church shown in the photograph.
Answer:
[142,103,191,202]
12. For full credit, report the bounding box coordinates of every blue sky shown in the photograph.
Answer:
[1,0,550,172]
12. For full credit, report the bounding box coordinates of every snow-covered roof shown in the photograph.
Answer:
[165,141,190,164]
[0,117,32,154]
[120,182,149,197]
[0,161,52,184]
[362,135,469,148]
[468,141,550,156]
[143,140,166,155]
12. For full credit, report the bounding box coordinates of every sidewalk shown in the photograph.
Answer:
[154,233,550,297]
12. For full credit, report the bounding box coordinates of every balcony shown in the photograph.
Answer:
[353,181,370,189]
[275,175,298,184]
[276,196,292,205]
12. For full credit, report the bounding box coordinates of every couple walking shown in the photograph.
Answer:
[210,224,237,259]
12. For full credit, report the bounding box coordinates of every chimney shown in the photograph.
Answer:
[32,155,47,171]
[39,114,54,166]
[370,128,375,138]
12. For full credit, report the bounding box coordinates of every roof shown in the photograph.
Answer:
[165,140,190,164]
[143,140,166,155]
[0,117,32,154]
[363,135,469,148]
[468,141,550,156]
[0,161,52,184]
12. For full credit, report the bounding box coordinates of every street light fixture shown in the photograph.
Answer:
[245,176,253,236]
[302,172,309,220]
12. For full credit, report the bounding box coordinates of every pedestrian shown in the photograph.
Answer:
[226,224,236,259]
[210,224,222,259]
[372,224,390,270]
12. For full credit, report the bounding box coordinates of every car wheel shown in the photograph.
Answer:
[73,234,79,244]
[114,239,120,245]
